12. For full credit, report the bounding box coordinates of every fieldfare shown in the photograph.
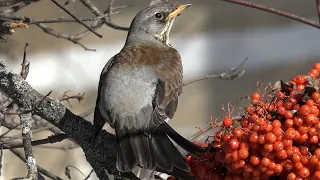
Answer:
[93,1,206,179]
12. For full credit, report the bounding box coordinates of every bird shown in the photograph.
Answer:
[92,1,208,179]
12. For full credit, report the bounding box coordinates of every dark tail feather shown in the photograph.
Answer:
[161,122,213,155]
[92,105,105,144]
[116,130,194,180]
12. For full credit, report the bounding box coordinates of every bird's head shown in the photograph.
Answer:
[126,2,191,46]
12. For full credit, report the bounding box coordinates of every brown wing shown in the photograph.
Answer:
[147,47,183,132]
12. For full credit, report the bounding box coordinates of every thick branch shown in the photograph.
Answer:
[0,63,119,179]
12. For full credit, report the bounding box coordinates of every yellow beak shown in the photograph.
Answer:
[166,4,192,20]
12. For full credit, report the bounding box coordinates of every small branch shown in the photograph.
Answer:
[59,91,85,108]
[79,0,130,31]
[84,170,94,180]
[10,149,63,180]
[20,42,29,80]
[20,113,38,180]
[65,165,86,179]
[183,58,247,87]
[36,23,95,51]
[221,0,320,29]
[49,0,103,38]
[316,0,320,24]
[79,108,94,118]
[0,145,3,178]
[0,124,20,138]
[3,133,68,149]
[29,16,104,24]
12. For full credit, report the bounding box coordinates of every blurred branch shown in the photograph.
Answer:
[183,58,247,87]
[84,170,94,180]
[29,16,103,24]
[10,148,63,180]
[316,0,320,23]
[0,0,42,8]
[49,0,103,38]
[65,165,86,179]
[36,23,96,51]
[79,0,130,31]
[0,0,129,50]
[221,0,320,29]
[59,91,85,108]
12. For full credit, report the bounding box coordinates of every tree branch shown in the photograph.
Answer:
[221,0,320,29]
[79,0,130,31]
[0,62,137,179]
[183,58,247,87]
[3,133,68,149]
[20,113,38,180]
[49,0,103,39]
[10,148,63,180]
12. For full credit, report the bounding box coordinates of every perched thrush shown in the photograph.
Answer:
[93,1,205,179]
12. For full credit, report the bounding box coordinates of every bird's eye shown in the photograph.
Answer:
[154,12,164,19]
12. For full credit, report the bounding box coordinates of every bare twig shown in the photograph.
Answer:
[0,0,129,49]
[49,0,103,38]
[221,0,320,29]
[3,133,68,149]
[20,113,38,180]
[79,0,130,31]
[10,148,63,180]
[84,170,94,180]
[0,124,20,138]
[79,108,94,118]
[36,23,96,51]
[183,58,247,87]
[20,42,29,80]
[65,165,86,179]
[59,91,85,108]
[29,16,104,24]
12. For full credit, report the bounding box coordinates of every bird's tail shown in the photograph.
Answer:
[116,129,194,180]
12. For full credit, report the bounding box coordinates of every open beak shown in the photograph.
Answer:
[166,4,191,20]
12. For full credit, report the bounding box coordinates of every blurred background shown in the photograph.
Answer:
[1,0,320,179]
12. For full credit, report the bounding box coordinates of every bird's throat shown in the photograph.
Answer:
[155,18,175,47]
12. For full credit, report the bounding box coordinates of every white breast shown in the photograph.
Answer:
[99,65,158,121]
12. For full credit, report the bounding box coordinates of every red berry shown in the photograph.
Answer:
[223,117,233,127]
[229,139,239,150]
[299,105,311,116]
[251,92,261,101]
[250,155,260,166]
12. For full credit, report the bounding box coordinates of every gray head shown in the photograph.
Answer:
[125,2,191,46]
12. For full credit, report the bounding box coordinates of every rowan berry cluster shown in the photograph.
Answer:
[182,63,320,180]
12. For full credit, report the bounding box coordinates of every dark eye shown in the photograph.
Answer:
[154,12,164,19]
